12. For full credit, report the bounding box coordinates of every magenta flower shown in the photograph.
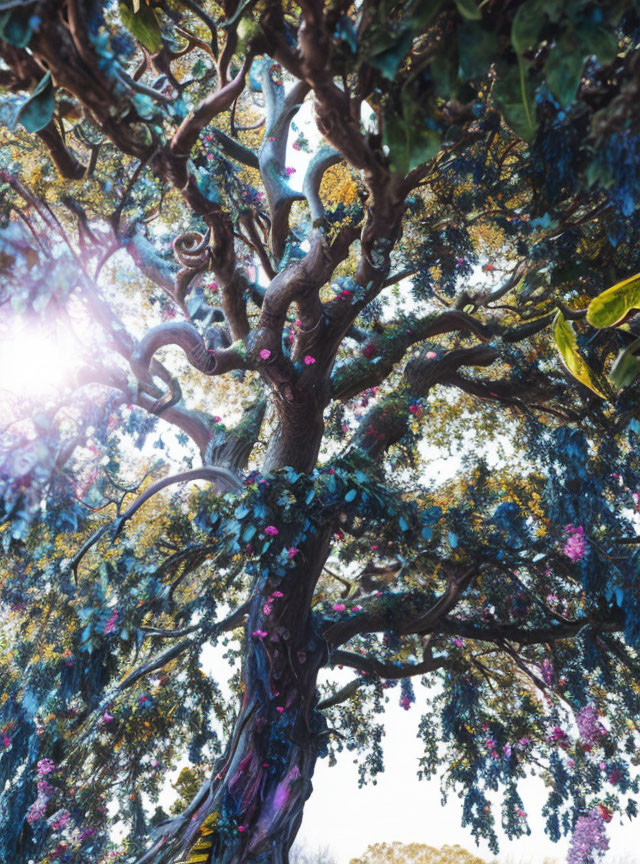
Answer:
[303,355,316,365]
[264,525,279,536]
[252,630,268,639]
[27,796,48,824]
[103,711,114,724]
[285,166,296,176]
[332,603,346,612]
[51,810,71,831]
[272,590,284,598]
[563,524,586,561]
[104,608,118,635]
[37,758,56,775]
[2,735,10,748]
[259,349,271,360]
[287,547,298,558]
[426,350,437,359]
[352,605,363,612]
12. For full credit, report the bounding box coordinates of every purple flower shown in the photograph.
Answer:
[264,525,279,536]
[563,525,586,562]
[576,705,607,747]
[567,808,609,864]
[37,758,56,775]
[27,796,48,823]
[259,349,271,360]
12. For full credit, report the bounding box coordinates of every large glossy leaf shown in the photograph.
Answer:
[587,272,640,328]
[454,0,481,20]
[553,311,605,398]
[610,339,640,389]
[16,73,55,133]
[544,38,584,106]
[119,2,163,53]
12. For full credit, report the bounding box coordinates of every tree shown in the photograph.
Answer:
[1,1,640,863]
[350,842,494,864]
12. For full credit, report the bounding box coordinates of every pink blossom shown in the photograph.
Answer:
[576,704,607,746]
[2,735,10,748]
[263,603,273,615]
[104,608,118,635]
[259,349,271,360]
[285,167,296,176]
[352,605,363,612]
[237,824,247,832]
[563,524,586,562]
[103,711,114,724]
[426,351,437,359]
[287,547,298,558]
[252,630,268,639]
[264,525,279,536]
[332,603,346,612]
[304,355,316,365]
[276,706,285,713]
[27,796,48,824]
[51,810,71,831]
[213,416,222,423]
[37,758,56,775]
[272,590,284,598]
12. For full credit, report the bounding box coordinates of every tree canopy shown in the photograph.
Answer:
[2,2,640,864]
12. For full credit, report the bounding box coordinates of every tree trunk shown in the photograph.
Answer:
[140,534,332,864]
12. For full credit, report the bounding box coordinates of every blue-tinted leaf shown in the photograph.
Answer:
[16,73,55,133]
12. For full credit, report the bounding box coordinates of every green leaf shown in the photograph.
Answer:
[511,0,545,55]
[552,311,605,398]
[544,39,584,106]
[16,73,55,133]
[0,9,33,47]
[367,27,414,79]
[587,272,640,328]
[454,0,481,20]
[492,62,538,141]
[119,2,163,53]
[458,22,498,80]
[383,99,441,174]
[577,22,618,65]
[610,339,640,389]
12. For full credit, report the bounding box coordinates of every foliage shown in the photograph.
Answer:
[1,2,640,864]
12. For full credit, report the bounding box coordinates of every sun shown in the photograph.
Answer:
[0,319,81,398]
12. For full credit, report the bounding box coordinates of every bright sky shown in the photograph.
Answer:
[293,689,639,864]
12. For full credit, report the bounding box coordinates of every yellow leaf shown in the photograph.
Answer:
[552,311,605,398]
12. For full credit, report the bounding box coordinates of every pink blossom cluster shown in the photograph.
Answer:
[37,758,56,775]
[27,796,48,824]
[567,808,609,864]
[576,705,607,747]
[50,809,71,831]
[563,525,586,561]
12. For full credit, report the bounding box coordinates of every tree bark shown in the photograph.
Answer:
[139,533,332,864]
